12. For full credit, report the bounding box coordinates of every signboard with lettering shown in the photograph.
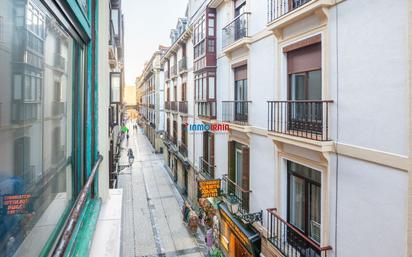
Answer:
[198,179,221,198]
[2,194,32,215]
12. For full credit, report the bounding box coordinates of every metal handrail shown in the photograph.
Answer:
[222,174,252,193]
[52,154,104,257]
[267,100,333,103]
[267,208,332,253]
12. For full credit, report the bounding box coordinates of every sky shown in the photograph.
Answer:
[123,0,188,86]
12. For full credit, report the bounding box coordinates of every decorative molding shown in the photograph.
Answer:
[336,143,409,172]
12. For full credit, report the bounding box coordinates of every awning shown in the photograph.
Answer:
[218,202,261,257]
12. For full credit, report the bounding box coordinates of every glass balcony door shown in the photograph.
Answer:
[289,70,322,133]
[287,161,322,246]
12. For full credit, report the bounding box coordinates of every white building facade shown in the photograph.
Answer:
[138,47,167,152]
[150,0,412,257]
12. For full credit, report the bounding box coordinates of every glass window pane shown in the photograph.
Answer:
[290,73,306,100]
[309,184,321,243]
[308,70,322,100]
[208,77,215,99]
[13,75,22,100]
[0,1,75,256]
[289,175,305,232]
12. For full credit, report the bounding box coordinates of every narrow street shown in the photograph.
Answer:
[118,125,207,257]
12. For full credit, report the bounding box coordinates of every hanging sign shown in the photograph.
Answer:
[198,179,221,198]
[2,194,32,215]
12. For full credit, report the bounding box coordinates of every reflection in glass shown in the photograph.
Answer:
[0,1,74,256]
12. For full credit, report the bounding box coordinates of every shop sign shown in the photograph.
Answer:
[2,194,32,215]
[198,179,221,198]
[219,208,251,250]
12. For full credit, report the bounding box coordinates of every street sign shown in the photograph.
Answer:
[198,179,221,198]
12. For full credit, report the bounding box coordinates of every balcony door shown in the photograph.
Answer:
[287,161,321,246]
[287,42,322,133]
[228,142,249,212]
[234,65,247,122]
[234,0,246,41]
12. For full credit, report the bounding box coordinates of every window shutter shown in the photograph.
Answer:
[210,133,215,177]
[234,65,247,81]
[242,146,250,212]
[228,141,236,195]
[203,131,208,161]
[287,43,321,74]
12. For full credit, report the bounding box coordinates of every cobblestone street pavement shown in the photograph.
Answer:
[118,127,207,257]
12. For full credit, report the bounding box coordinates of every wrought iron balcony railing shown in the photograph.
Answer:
[222,12,250,49]
[179,57,187,72]
[165,101,171,110]
[199,157,215,179]
[267,208,332,257]
[267,0,313,23]
[170,101,178,111]
[179,142,188,158]
[54,54,66,71]
[267,100,332,141]
[196,101,216,119]
[178,101,188,114]
[221,174,251,213]
[171,65,177,77]
[222,100,251,125]
[12,102,39,123]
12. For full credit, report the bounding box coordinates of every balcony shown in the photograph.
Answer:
[267,0,312,22]
[199,157,215,179]
[52,102,65,116]
[267,0,334,38]
[221,174,251,213]
[170,65,177,78]
[149,104,155,109]
[54,54,66,72]
[267,100,332,141]
[178,57,187,73]
[222,12,251,52]
[165,101,170,111]
[178,101,188,114]
[179,142,188,158]
[267,208,332,257]
[196,101,216,119]
[170,101,178,112]
[109,20,118,68]
[222,101,251,125]
[12,102,39,124]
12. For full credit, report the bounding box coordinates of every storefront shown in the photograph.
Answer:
[218,203,261,257]
[0,0,99,256]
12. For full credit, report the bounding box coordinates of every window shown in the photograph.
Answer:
[208,39,215,53]
[111,9,119,36]
[13,75,22,100]
[111,72,121,103]
[208,77,215,99]
[208,18,215,37]
[0,16,4,42]
[1,1,77,256]
[228,142,250,212]
[287,161,321,243]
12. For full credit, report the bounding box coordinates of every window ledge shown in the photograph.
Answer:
[268,131,335,153]
[222,37,252,58]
